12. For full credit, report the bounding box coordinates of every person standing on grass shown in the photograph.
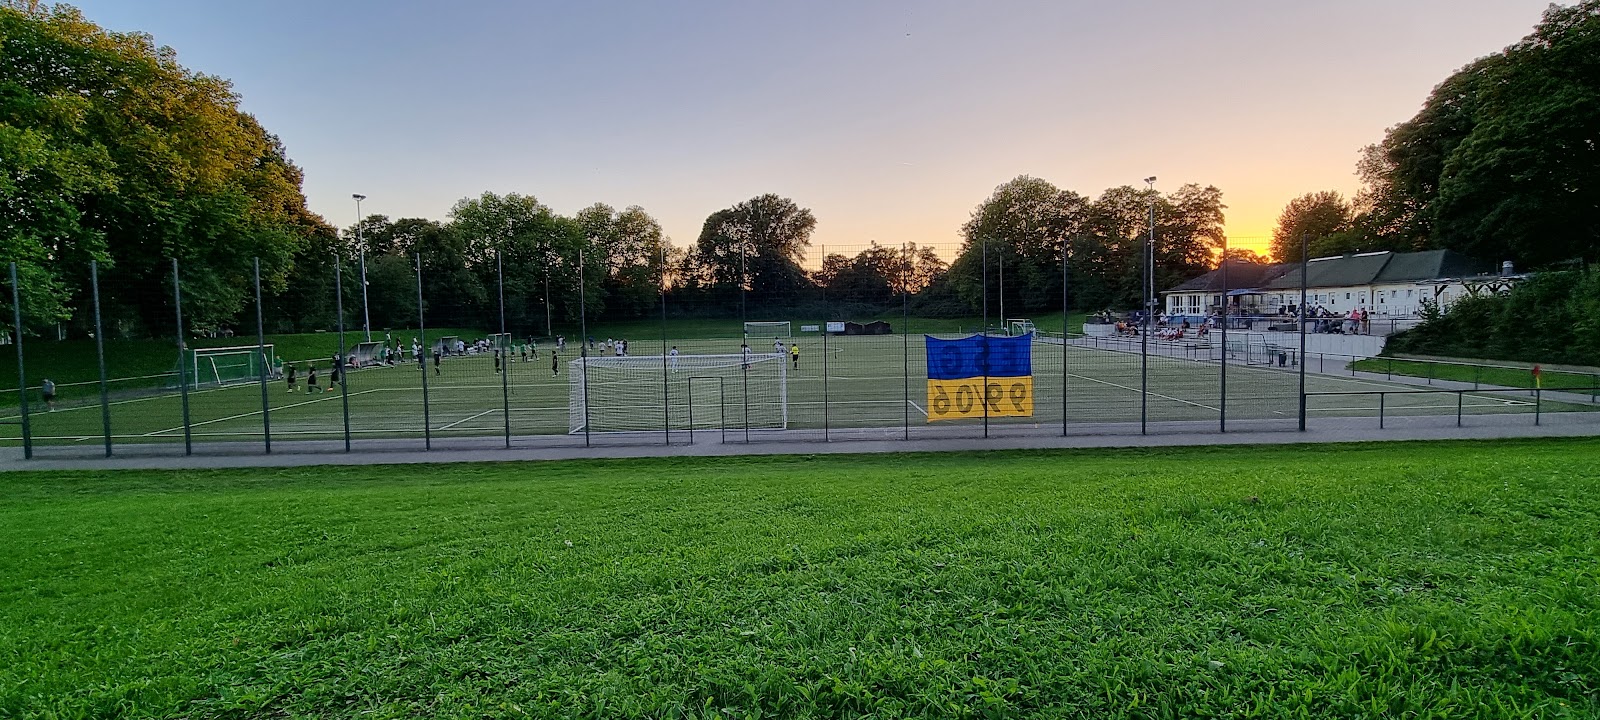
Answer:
[494,349,503,374]
[669,345,679,371]
[432,347,442,376]
[41,378,56,411]
[551,350,560,377]
[522,343,529,363]
[307,364,318,393]
[286,363,297,393]
[773,338,784,355]
[790,343,800,371]
[328,354,341,393]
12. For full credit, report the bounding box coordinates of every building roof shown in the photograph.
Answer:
[1164,250,1492,294]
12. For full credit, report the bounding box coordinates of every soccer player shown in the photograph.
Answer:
[307,364,318,393]
[790,343,800,370]
[521,343,529,363]
[741,343,751,371]
[286,363,297,393]
[551,350,560,377]
[494,349,502,374]
[432,347,442,375]
[40,378,56,411]
[773,338,784,354]
[669,345,679,370]
[614,340,624,357]
[328,353,341,392]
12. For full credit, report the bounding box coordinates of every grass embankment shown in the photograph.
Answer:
[1352,357,1600,396]
[2,440,1597,718]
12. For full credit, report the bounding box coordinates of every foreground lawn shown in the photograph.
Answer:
[2,442,1597,718]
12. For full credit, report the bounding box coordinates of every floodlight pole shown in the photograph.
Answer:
[353,194,370,343]
[579,244,591,447]
[91,260,112,457]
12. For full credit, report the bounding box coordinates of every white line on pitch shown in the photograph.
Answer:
[140,389,379,436]
[1067,373,1222,412]
[906,398,927,414]
[439,408,498,430]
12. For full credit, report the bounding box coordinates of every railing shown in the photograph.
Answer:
[1304,388,1557,429]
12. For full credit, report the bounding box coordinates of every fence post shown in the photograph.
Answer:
[254,258,271,454]
[578,245,591,447]
[1378,393,1385,430]
[902,243,910,441]
[173,259,192,455]
[660,243,670,445]
[416,255,431,450]
[1297,234,1308,432]
[91,260,112,457]
[1219,240,1228,433]
[983,236,992,439]
[497,250,510,448]
[10,263,31,459]
[1457,391,1463,427]
[1535,388,1541,426]
[334,256,350,452]
[1061,236,1069,437]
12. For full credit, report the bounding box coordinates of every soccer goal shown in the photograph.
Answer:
[487,332,511,350]
[433,336,460,356]
[743,321,791,338]
[1006,318,1036,337]
[184,345,276,387]
[568,353,788,434]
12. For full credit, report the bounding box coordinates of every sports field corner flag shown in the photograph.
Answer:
[924,333,1033,421]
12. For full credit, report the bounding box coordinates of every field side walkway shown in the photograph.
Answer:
[3,412,1597,472]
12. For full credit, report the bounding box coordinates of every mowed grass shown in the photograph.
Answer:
[1351,358,1600,397]
[2,441,1598,718]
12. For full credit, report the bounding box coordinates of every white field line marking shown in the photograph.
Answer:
[439,408,497,430]
[141,389,380,436]
[1066,373,1221,412]
[906,398,927,414]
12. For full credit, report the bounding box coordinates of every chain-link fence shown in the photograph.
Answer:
[4,243,1597,459]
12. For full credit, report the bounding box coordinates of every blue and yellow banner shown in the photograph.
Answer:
[925,334,1033,421]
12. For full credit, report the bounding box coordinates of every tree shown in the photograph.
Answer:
[948,176,1090,315]
[575,203,670,319]
[1357,0,1600,267]
[687,194,818,311]
[1220,247,1271,265]
[1270,191,1351,262]
[0,3,323,336]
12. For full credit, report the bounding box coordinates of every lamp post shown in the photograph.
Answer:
[352,193,371,342]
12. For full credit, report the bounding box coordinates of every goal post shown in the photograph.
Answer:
[182,345,276,387]
[743,321,791,338]
[568,353,788,434]
[487,333,511,350]
[1005,318,1036,337]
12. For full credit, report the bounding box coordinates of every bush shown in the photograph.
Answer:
[1385,270,1600,365]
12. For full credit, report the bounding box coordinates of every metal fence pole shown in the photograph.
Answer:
[254,258,271,454]
[497,250,510,448]
[660,243,670,445]
[416,255,431,450]
[982,236,990,439]
[1139,228,1149,436]
[1378,393,1385,429]
[1219,242,1228,433]
[579,245,591,447]
[1457,392,1464,427]
[822,249,830,442]
[334,256,350,452]
[902,243,910,440]
[173,259,192,455]
[10,263,31,459]
[1297,234,1308,431]
[1061,236,1069,437]
[91,260,112,457]
[1535,388,1542,426]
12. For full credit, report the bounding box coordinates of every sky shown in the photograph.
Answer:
[72,0,1558,257]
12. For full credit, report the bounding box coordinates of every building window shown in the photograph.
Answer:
[1345,292,1351,300]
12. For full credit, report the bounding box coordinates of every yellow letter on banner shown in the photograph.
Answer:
[926,376,1033,421]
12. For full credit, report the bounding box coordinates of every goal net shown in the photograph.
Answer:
[184,345,276,387]
[487,333,511,350]
[1006,318,1035,337]
[568,353,788,434]
[433,336,460,356]
[744,321,791,338]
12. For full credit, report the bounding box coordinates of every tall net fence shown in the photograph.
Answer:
[4,243,1596,459]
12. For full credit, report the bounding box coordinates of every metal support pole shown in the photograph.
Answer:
[417,255,431,450]
[173,259,192,454]
[359,248,371,343]
[1141,211,1152,436]
[1457,391,1464,427]
[334,256,351,452]
[1219,240,1228,433]
[11,263,31,459]
[823,244,830,441]
[1062,236,1069,436]
[1379,393,1385,429]
[254,258,271,453]
[982,236,990,438]
[661,242,670,445]
[1297,234,1309,431]
[91,260,112,457]
[902,243,910,440]
[1535,388,1542,426]
[579,245,591,447]
[497,250,511,447]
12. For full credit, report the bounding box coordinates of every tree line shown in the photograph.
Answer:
[1271,1,1599,269]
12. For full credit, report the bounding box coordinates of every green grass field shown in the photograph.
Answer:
[1351,358,1600,398]
[3,334,1579,448]
[2,440,1596,718]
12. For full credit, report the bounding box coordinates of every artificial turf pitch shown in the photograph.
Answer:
[2,439,1596,718]
[2,336,1566,448]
